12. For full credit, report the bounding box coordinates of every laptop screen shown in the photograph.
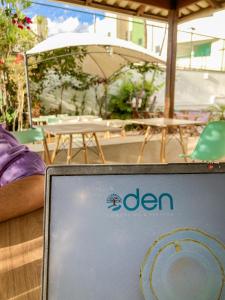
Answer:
[43,164,225,300]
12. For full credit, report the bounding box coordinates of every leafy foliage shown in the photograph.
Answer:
[108,80,134,119]
[108,63,164,119]
[208,103,225,120]
[0,1,33,56]
[29,47,98,114]
[0,0,34,129]
[0,106,16,129]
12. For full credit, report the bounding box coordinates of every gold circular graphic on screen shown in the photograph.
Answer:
[140,228,225,300]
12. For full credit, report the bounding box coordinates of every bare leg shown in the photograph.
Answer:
[0,175,44,222]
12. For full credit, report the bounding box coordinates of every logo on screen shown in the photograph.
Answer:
[107,189,174,212]
[107,193,122,211]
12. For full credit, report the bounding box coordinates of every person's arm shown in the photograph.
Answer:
[0,175,44,222]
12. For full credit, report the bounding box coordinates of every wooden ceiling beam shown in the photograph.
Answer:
[54,0,168,20]
[177,0,200,8]
[136,4,146,16]
[206,0,222,8]
[86,0,92,5]
[56,0,172,9]
[178,6,215,22]
[121,0,172,9]
[53,0,225,22]
[57,0,168,20]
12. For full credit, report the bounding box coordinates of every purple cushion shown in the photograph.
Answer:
[0,124,45,187]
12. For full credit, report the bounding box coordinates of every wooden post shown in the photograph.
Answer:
[164,9,178,119]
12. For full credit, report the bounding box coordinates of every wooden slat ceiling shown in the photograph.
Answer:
[55,0,225,22]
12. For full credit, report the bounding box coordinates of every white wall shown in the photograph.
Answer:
[156,69,225,110]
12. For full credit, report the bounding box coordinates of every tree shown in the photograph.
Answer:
[70,94,79,115]
[33,15,48,42]
[108,63,164,119]
[208,103,225,120]
[129,62,164,110]
[29,47,94,114]
[0,0,35,129]
[29,48,106,116]
[108,79,134,119]
[91,77,107,117]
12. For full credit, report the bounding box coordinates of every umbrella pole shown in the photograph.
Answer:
[24,53,33,128]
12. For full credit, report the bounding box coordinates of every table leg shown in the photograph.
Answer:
[121,128,126,137]
[160,127,168,163]
[137,126,151,163]
[47,133,51,144]
[43,137,51,165]
[67,134,73,164]
[104,131,110,139]
[178,126,188,162]
[82,134,88,164]
[93,132,105,164]
[51,134,61,163]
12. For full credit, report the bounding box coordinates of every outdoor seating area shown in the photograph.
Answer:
[1,0,225,299]
[17,107,225,167]
[30,110,221,165]
[20,116,214,166]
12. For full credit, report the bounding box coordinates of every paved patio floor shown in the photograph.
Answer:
[28,133,202,164]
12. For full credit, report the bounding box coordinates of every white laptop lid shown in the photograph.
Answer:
[42,164,225,300]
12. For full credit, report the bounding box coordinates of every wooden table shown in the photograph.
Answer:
[32,116,48,126]
[98,119,127,138]
[42,123,119,164]
[0,209,43,300]
[131,118,205,163]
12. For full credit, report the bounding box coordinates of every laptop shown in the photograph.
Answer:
[42,163,225,300]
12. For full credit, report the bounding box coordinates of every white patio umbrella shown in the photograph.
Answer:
[25,33,165,125]
[26,32,164,79]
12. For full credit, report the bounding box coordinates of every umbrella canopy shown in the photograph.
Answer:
[26,32,165,79]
